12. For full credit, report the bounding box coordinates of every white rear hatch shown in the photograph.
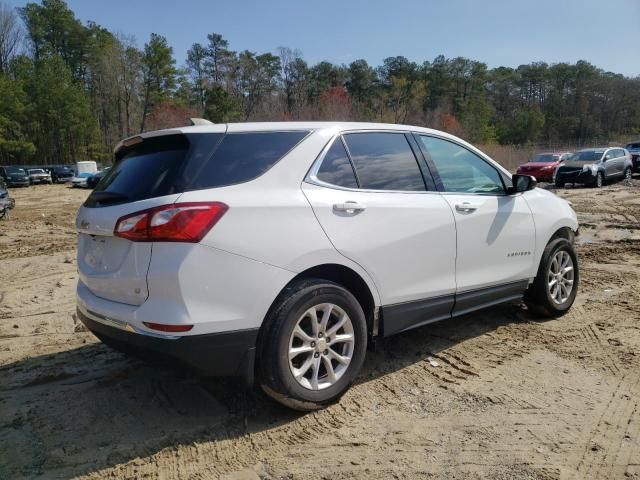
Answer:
[76,195,183,305]
[75,129,226,306]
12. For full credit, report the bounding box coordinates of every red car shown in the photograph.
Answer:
[516,152,572,182]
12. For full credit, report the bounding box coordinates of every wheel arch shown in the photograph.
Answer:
[258,263,380,344]
[549,226,575,244]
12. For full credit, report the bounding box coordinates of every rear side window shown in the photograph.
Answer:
[316,139,358,188]
[188,131,308,190]
[86,131,308,207]
[343,133,425,191]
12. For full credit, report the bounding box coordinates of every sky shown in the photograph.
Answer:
[6,0,640,76]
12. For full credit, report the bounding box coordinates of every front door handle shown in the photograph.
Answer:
[455,202,478,213]
[333,201,366,214]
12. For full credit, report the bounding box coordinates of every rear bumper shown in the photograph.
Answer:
[77,306,258,377]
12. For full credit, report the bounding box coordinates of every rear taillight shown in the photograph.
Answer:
[114,202,228,242]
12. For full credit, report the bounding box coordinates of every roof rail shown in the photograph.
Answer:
[189,118,215,126]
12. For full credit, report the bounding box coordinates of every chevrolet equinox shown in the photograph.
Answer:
[76,121,580,410]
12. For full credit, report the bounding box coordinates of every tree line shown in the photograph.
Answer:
[0,0,638,165]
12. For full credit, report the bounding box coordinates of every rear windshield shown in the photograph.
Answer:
[85,131,309,207]
[531,154,559,162]
[567,151,603,161]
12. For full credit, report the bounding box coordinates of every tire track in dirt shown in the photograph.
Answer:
[575,370,640,479]
[580,324,621,376]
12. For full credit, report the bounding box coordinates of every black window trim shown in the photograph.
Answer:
[413,132,511,196]
[305,129,438,194]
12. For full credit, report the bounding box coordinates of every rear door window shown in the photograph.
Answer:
[87,131,308,207]
[343,132,426,191]
[315,138,358,188]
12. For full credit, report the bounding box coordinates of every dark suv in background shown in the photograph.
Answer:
[0,166,30,187]
[52,166,74,183]
[625,141,640,172]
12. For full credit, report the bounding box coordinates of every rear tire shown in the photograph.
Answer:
[257,279,367,411]
[525,238,579,318]
[624,167,632,183]
[555,181,565,188]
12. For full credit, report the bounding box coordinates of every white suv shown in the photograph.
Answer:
[75,121,579,410]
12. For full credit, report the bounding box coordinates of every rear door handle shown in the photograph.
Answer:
[333,201,366,214]
[455,202,478,213]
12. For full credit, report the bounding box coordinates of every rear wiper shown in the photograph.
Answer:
[89,191,129,204]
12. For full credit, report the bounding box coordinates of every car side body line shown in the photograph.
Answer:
[381,279,531,336]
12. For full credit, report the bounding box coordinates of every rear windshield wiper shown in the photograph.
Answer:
[89,191,129,204]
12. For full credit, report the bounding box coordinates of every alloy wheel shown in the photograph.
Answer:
[288,303,355,390]
[547,250,575,304]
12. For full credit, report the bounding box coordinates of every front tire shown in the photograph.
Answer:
[257,279,367,411]
[624,167,632,183]
[595,172,604,188]
[525,238,579,318]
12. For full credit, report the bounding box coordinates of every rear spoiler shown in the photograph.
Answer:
[113,119,216,155]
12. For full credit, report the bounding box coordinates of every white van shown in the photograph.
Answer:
[76,161,98,176]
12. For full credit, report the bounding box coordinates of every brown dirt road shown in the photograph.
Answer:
[1,181,639,480]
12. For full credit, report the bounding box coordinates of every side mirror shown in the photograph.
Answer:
[509,174,537,194]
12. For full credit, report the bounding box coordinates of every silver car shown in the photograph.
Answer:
[27,168,52,185]
[555,147,633,188]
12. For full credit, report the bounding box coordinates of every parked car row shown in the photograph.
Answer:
[516,146,635,188]
[0,162,109,189]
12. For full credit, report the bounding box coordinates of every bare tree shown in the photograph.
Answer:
[278,47,308,119]
[0,2,22,73]
[116,34,143,138]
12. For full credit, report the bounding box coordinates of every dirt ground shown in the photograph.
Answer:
[1,180,639,480]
